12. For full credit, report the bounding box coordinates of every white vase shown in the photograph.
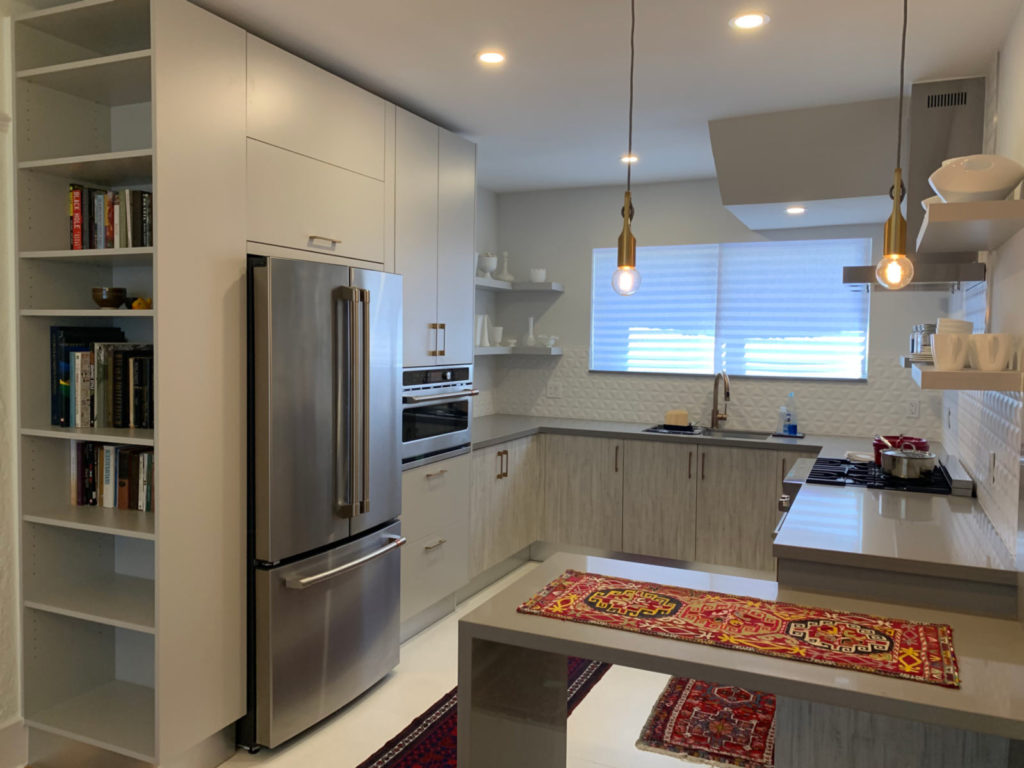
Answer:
[524,316,536,347]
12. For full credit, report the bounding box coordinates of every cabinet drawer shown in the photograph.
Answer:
[247,139,384,263]
[400,453,470,542]
[246,35,387,181]
[400,521,467,622]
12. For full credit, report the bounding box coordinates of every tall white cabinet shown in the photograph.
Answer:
[13,0,245,765]
[395,109,475,366]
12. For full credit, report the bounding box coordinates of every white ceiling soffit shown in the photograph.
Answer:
[190,0,1023,193]
[728,195,894,231]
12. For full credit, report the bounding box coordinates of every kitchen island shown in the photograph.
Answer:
[457,552,1024,767]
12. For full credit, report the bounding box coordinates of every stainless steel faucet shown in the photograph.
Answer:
[711,372,731,428]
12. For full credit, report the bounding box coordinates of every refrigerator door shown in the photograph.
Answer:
[350,267,402,536]
[255,520,404,748]
[252,256,388,563]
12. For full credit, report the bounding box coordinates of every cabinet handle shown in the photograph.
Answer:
[425,468,448,480]
[428,323,442,357]
[308,234,341,249]
[438,323,447,357]
[424,538,447,551]
[614,445,619,472]
[496,450,503,479]
[701,453,706,480]
[688,451,693,479]
[502,450,509,478]
[780,457,785,482]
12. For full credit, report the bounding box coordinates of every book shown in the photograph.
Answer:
[102,444,117,508]
[71,350,95,428]
[141,191,152,247]
[50,327,126,426]
[112,193,121,249]
[69,184,84,250]
[83,442,97,506]
[91,189,105,249]
[69,441,79,505]
[117,447,133,509]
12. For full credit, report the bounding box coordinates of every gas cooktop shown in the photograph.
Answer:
[806,458,953,495]
[642,424,705,436]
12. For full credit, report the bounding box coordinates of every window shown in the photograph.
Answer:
[591,238,871,379]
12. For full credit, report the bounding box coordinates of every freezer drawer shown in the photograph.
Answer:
[254,521,403,748]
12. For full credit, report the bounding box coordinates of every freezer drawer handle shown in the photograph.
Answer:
[284,535,407,589]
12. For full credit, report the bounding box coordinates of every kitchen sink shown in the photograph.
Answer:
[699,428,772,441]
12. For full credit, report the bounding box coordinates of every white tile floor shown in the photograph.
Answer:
[223,563,699,768]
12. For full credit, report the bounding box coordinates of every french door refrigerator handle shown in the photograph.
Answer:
[335,286,364,519]
[283,535,407,589]
[360,288,371,514]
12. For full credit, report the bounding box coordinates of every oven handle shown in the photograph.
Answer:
[403,389,479,404]
[284,535,407,589]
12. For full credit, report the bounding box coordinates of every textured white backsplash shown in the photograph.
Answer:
[477,345,943,439]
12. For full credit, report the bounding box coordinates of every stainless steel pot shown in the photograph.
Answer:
[880,448,937,479]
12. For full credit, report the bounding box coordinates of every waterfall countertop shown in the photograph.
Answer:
[471,414,1018,583]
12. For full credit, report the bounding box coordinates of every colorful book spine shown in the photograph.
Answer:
[69,184,84,250]
[102,444,117,508]
[105,191,114,248]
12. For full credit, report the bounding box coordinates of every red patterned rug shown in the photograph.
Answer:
[638,677,776,767]
[517,570,960,688]
[354,657,610,768]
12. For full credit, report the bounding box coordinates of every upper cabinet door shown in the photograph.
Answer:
[246,35,387,181]
[395,109,439,368]
[436,129,476,365]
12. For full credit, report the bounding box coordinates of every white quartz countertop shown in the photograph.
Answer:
[460,553,1024,740]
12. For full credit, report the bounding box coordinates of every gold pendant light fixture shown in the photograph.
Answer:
[875,0,914,290]
[612,0,641,296]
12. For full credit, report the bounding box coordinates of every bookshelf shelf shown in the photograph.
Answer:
[19,149,153,186]
[16,0,151,63]
[21,308,154,317]
[21,425,154,446]
[24,505,154,540]
[25,679,155,762]
[25,571,155,633]
[17,50,151,106]
[20,247,153,265]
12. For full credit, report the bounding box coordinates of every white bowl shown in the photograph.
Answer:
[929,154,1024,203]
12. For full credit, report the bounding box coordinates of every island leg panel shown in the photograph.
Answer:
[458,632,567,768]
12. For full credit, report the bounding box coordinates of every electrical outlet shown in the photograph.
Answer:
[907,400,920,419]
[546,380,563,399]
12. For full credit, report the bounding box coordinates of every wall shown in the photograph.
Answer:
[473,187,499,415]
[0,6,23,755]
[938,1,1024,559]
[484,179,946,438]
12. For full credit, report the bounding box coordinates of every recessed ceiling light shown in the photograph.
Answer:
[621,154,638,164]
[729,13,769,30]
[786,206,806,215]
[478,51,505,65]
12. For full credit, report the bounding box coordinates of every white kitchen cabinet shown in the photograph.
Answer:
[400,454,470,622]
[694,445,784,572]
[622,440,698,561]
[395,109,475,366]
[246,34,387,181]
[469,437,542,577]
[542,435,623,551]
[246,139,385,263]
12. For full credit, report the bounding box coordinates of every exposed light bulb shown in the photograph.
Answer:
[621,154,638,163]
[875,254,914,290]
[612,266,641,296]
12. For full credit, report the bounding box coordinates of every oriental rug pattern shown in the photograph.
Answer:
[637,677,776,768]
[353,656,610,768]
[516,570,960,688]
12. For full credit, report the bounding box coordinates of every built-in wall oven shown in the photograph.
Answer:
[401,365,476,468]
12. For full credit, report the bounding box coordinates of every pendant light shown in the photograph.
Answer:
[612,0,641,296]
[875,0,914,290]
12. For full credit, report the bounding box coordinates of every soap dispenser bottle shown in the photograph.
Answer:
[784,392,799,436]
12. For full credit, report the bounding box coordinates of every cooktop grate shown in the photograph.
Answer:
[807,458,952,495]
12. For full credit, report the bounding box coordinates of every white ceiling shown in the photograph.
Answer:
[192,0,1022,193]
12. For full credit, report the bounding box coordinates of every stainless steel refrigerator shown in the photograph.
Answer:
[240,255,404,751]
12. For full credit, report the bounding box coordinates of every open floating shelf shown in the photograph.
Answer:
[910,362,1024,391]
[475,277,564,293]
[916,199,1024,254]
[18,50,152,106]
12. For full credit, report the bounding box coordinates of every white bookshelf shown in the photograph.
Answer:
[13,0,246,764]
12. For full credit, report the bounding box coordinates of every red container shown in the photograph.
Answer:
[873,435,929,465]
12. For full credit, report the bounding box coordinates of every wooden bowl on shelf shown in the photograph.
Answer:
[92,287,127,308]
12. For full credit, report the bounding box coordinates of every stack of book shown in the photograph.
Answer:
[71,442,154,512]
[69,185,153,249]
[50,327,154,429]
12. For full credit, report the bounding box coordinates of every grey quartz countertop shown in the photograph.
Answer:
[471,413,870,455]
[460,553,1024,740]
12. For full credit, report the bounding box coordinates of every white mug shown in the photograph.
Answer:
[972,333,1013,371]
[490,326,503,345]
[932,333,969,371]
[529,268,547,283]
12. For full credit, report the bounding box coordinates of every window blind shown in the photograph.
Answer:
[590,238,871,379]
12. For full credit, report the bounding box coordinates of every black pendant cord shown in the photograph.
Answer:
[895,0,908,184]
[626,0,635,195]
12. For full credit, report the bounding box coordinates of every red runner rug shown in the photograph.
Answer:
[517,570,960,688]
[638,677,776,767]
[354,657,610,768]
